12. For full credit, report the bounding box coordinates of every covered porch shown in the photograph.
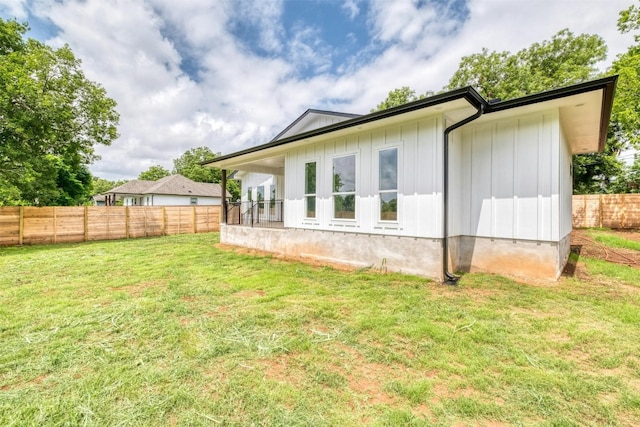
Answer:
[219,154,285,228]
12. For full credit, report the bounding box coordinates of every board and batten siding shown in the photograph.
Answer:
[240,173,282,202]
[450,109,565,242]
[283,116,444,238]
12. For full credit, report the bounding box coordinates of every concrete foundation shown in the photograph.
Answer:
[220,225,571,281]
[449,233,571,280]
[220,224,444,280]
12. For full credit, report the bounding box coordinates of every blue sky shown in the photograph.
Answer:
[0,0,635,180]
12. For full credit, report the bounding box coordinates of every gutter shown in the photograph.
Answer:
[442,101,485,285]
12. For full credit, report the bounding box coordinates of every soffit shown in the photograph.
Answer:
[475,90,604,154]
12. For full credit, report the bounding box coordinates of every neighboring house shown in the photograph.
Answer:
[105,174,229,206]
[92,194,106,206]
[205,77,617,282]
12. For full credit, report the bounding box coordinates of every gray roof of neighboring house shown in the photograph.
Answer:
[106,174,230,198]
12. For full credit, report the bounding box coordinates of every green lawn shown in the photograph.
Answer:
[1,233,639,426]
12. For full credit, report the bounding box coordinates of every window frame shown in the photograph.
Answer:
[378,146,399,223]
[304,160,317,219]
[331,153,357,221]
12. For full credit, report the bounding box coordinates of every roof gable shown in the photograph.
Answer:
[272,109,360,141]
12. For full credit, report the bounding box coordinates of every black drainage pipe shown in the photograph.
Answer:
[442,103,484,285]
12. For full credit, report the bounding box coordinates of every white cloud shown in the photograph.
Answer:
[1,0,634,181]
[0,0,28,19]
[342,0,360,19]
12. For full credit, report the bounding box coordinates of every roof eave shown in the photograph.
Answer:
[204,86,486,168]
[486,75,618,152]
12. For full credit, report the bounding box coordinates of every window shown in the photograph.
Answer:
[247,186,253,202]
[257,186,265,210]
[190,197,198,205]
[379,148,398,221]
[305,161,316,218]
[333,155,356,219]
[270,184,276,209]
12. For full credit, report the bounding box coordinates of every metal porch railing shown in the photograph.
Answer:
[225,200,284,228]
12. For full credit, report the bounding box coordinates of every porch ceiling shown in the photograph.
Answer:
[227,155,285,175]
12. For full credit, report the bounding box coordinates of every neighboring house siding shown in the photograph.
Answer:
[282,116,444,238]
[153,195,220,206]
[453,109,561,242]
[123,195,220,206]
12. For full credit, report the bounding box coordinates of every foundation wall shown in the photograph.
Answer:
[449,233,570,280]
[220,225,443,280]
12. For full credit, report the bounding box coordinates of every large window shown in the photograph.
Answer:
[305,162,316,218]
[333,155,356,219]
[379,148,398,221]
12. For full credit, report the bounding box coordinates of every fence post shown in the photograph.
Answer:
[161,206,166,235]
[126,206,130,238]
[84,206,89,241]
[19,206,24,245]
[192,206,197,234]
[598,194,603,228]
[622,194,626,229]
[53,206,57,244]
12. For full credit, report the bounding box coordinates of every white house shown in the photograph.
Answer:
[205,77,617,282]
[105,174,229,206]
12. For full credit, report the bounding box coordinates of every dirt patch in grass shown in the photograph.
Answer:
[233,290,266,298]
[571,229,640,270]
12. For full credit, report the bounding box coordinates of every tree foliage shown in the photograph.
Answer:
[371,86,434,112]
[92,177,128,195]
[172,146,221,183]
[172,146,240,201]
[446,29,607,100]
[138,165,170,181]
[0,18,119,206]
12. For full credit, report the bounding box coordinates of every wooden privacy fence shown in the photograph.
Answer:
[0,205,220,246]
[573,194,640,229]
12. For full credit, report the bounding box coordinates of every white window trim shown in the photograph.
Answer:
[376,144,401,225]
[330,152,358,223]
[303,159,319,220]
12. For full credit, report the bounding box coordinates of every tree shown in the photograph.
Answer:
[172,146,221,182]
[138,165,170,181]
[92,176,128,195]
[446,29,607,100]
[0,18,119,206]
[611,2,640,150]
[371,87,435,112]
[172,146,241,201]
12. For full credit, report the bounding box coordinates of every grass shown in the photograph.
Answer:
[588,228,640,252]
[1,233,639,426]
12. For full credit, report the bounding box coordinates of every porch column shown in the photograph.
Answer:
[221,169,227,224]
